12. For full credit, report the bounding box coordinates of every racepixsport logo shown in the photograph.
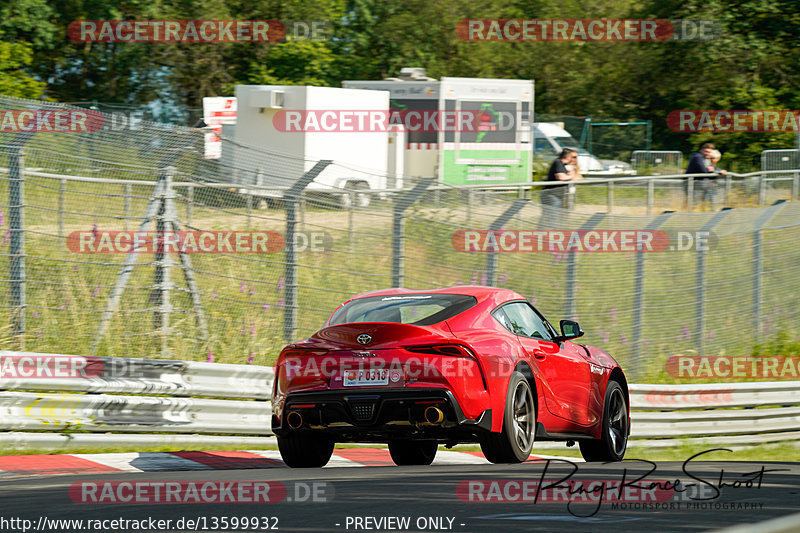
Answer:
[451,230,718,253]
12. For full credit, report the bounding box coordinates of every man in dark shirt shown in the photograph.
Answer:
[685,143,727,209]
[541,148,579,211]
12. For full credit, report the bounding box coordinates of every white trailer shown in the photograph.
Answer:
[227,85,394,206]
[344,69,533,186]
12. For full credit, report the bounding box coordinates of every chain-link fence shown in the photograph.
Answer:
[2,96,800,383]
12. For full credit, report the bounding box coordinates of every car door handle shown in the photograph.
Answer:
[531,350,547,359]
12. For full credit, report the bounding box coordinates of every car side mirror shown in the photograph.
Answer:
[555,320,584,342]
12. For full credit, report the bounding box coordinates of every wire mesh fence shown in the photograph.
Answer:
[2,95,800,383]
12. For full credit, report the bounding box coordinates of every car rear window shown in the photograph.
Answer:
[328,294,478,326]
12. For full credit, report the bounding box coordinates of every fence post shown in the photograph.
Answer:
[348,193,355,253]
[246,192,253,230]
[391,178,433,288]
[695,209,732,356]
[58,179,66,237]
[564,213,605,320]
[607,181,614,213]
[283,161,331,344]
[186,185,193,227]
[752,200,787,337]
[686,177,694,211]
[631,211,673,381]
[793,172,799,201]
[152,168,175,356]
[486,199,527,286]
[647,178,654,215]
[124,183,132,231]
[724,173,732,206]
[9,142,29,347]
[759,174,767,205]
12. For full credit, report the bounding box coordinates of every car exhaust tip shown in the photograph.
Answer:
[424,406,445,425]
[286,411,303,429]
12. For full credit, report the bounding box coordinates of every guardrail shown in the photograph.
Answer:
[1,352,798,451]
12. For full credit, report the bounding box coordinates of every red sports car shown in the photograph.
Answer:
[272,286,629,467]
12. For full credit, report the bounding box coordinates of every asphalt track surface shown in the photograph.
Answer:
[1,457,799,533]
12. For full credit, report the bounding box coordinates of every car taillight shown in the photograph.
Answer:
[281,348,329,358]
[405,344,475,358]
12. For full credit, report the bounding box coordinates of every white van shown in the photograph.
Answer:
[533,122,634,176]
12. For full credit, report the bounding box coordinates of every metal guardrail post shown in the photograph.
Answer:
[647,179,654,215]
[759,175,767,206]
[695,208,732,356]
[283,161,331,343]
[631,211,673,381]
[391,178,434,288]
[793,172,799,201]
[607,181,614,213]
[686,177,694,211]
[565,213,605,320]
[486,199,528,286]
[752,200,787,337]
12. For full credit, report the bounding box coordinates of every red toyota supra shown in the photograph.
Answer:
[272,286,630,467]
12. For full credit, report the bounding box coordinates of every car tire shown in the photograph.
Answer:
[579,380,629,462]
[480,371,535,463]
[277,433,335,468]
[388,439,438,466]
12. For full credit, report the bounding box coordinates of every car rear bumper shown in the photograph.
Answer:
[272,388,492,442]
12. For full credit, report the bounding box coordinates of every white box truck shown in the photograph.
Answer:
[226,84,395,206]
[344,68,533,186]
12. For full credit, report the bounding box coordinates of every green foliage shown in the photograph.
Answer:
[3,0,800,168]
[0,42,45,98]
[752,330,800,358]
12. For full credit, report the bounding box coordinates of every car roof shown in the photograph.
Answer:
[343,286,525,307]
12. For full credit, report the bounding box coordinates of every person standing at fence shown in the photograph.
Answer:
[541,148,580,224]
[686,143,727,210]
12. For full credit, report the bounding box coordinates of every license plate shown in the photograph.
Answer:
[343,369,389,386]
